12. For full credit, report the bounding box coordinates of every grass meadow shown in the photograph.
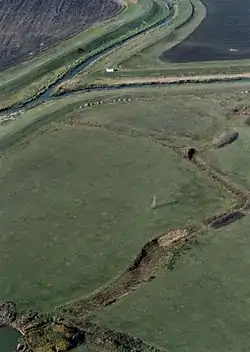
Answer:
[0,86,235,313]
[92,214,250,352]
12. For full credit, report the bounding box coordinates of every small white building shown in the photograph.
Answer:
[106,68,115,73]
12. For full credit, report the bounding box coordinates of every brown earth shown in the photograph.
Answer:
[0,0,123,70]
[53,72,250,96]
[102,72,250,85]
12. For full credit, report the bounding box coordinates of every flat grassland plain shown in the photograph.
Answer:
[1,0,250,350]
[0,86,234,310]
[1,84,250,351]
[0,0,122,70]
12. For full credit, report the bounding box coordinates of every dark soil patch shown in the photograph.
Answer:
[0,0,122,70]
[160,0,250,62]
[213,131,239,149]
[210,211,245,229]
[76,48,86,54]
[187,147,196,160]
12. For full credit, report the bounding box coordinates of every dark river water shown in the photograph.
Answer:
[0,328,20,351]
[160,0,250,62]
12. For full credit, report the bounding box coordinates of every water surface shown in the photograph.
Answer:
[0,328,20,351]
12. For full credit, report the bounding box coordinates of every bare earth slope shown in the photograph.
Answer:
[0,0,122,70]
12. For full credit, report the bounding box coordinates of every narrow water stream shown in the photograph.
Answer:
[2,3,173,114]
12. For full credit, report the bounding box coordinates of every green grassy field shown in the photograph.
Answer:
[194,91,250,190]
[2,84,250,352]
[63,85,250,352]
[0,86,236,315]
[73,90,226,143]
[119,60,250,76]
[92,214,250,351]
[2,0,250,347]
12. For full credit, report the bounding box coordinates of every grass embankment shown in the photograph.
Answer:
[0,86,234,313]
[93,214,250,351]
[53,73,250,96]
[120,59,250,77]
[0,0,167,111]
[205,120,250,191]
[189,89,250,191]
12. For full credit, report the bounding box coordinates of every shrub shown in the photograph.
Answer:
[77,48,85,54]
[55,338,70,351]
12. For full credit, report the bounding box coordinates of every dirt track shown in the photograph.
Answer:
[53,71,250,97]
[99,72,250,86]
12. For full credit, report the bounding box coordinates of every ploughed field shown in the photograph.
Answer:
[161,0,250,62]
[0,0,122,70]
